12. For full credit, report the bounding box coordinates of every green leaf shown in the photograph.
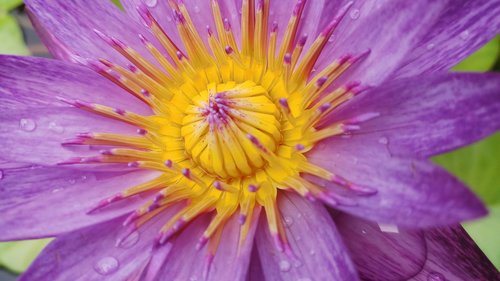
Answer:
[0,11,30,56]
[111,0,123,9]
[463,205,500,270]
[0,239,51,273]
[0,0,23,11]
[453,36,499,72]
[433,133,500,205]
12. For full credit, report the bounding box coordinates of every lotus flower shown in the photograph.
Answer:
[1,0,499,280]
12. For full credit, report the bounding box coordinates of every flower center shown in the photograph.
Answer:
[59,0,380,267]
[182,81,280,178]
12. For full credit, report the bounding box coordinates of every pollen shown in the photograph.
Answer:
[60,0,378,262]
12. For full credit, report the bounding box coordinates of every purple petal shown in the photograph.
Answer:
[395,0,500,78]
[0,164,158,240]
[19,211,176,281]
[308,137,487,227]
[334,212,427,281]
[255,193,359,281]
[324,73,500,158]
[153,210,260,281]
[334,213,499,281]
[25,0,159,64]
[0,55,149,165]
[316,0,500,85]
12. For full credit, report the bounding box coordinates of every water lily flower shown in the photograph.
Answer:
[1,0,499,280]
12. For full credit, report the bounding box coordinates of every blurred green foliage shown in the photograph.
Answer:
[0,0,498,274]
[0,1,29,55]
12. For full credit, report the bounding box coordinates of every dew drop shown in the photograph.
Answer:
[94,257,119,275]
[378,137,389,145]
[144,0,157,8]
[427,272,445,281]
[117,231,140,249]
[459,30,470,40]
[349,9,360,20]
[193,5,200,13]
[19,118,37,132]
[309,249,316,256]
[0,170,4,180]
[68,179,76,184]
[284,216,294,227]
[426,43,435,50]
[80,175,88,182]
[328,37,334,43]
[51,188,64,193]
[48,122,65,133]
[279,260,291,272]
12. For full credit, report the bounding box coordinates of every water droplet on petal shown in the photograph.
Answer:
[19,118,37,132]
[193,5,200,13]
[51,188,64,193]
[309,249,315,256]
[426,43,435,50]
[284,216,294,227]
[80,175,88,182]
[459,30,470,41]
[427,272,445,281]
[279,260,291,272]
[144,0,157,8]
[117,231,140,249]
[94,257,119,275]
[68,179,76,184]
[378,137,389,145]
[349,9,360,20]
[48,122,65,133]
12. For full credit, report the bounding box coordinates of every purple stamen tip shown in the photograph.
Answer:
[136,128,147,135]
[214,181,223,191]
[279,98,289,108]
[173,219,186,231]
[295,144,305,151]
[247,134,259,145]
[165,159,173,168]
[346,81,361,90]
[238,214,247,225]
[284,53,292,64]
[224,18,231,30]
[316,76,328,87]
[225,46,234,55]
[128,64,139,73]
[298,35,308,46]
[140,89,151,97]
[100,149,113,155]
[138,34,149,44]
[154,193,165,203]
[206,25,213,36]
[272,21,278,32]
[176,51,184,60]
[181,168,191,178]
[128,161,140,168]
[196,235,209,250]
[248,184,258,192]
[123,211,140,226]
[114,108,126,115]
[318,103,331,113]
[137,4,153,27]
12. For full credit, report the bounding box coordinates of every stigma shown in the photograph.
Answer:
[60,0,378,264]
